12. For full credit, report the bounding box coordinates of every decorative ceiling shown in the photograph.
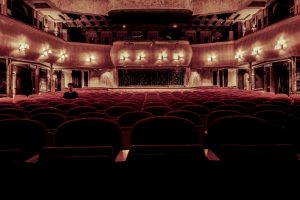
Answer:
[23,0,270,29]
[25,0,270,16]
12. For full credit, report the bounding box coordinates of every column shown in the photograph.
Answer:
[270,64,276,93]
[81,70,84,88]
[184,67,191,87]
[12,64,16,98]
[294,0,298,15]
[50,63,55,92]
[263,66,268,92]
[6,57,12,97]
[217,69,220,87]
[249,62,255,90]
[113,68,118,88]
[35,66,39,94]
[290,56,297,94]
[1,0,5,15]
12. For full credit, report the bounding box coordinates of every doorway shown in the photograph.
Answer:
[219,69,228,87]
[254,67,264,90]
[238,69,246,89]
[72,70,82,88]
[212,70,218,86]
[0,59,7,95]
[54,70,62,91]
[273,61,289,95]
[16,66,33,96]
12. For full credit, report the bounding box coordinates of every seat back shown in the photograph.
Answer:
[131,116,200,145]
[118,111,153,127]
[207,116,277,156]
[38,146,113,177]
[55,118,122,158]
[0,119,47,161]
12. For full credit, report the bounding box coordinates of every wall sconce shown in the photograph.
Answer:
[19,43,29,51]
[208,55,216,62]
[86,56,95,63]
[251,47,261,56]
[177,55,184,61]
[136,52,145,61]
[59,52,68,60]
[120,52,129,61]
[158,51,167,61]
[275,37,286,50]
[42,48,52,57]
[173,52,184,61]
[235,50,244,61]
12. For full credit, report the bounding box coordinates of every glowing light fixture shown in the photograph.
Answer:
[251,47,261,56]
[19,43,29,51]
[235,50,244,61]
[158,51,168,61]
[86,56,95,63]
[173,52,184,61]
[136,52,145,61]
[42,48,52,57]
[59,52,68,60]
[275,37,286,50]
[208,55,216,62]
[120,51,129,61]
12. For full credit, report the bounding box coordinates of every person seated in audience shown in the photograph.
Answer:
[63,83,79,99]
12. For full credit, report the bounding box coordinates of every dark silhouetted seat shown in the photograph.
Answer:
[29,107,64,116]
[105,106,136,117]
[142,106,172,116]
[0,114,17,120]
[165,110,201,125]
[31,113,66,130]
[87,102,110,110]
[207,116,278,157]
[207,110,242,128]
[66,106,98,117]
[118,111,153,127]
[55,118,122,158]
[179,105,209,116]
[0,108,25,118]
[128,116,205,179]
[75,112,110,119]
[131,116,200,145]
[0,119,46,163]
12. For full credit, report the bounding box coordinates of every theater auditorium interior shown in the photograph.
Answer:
[1,0,300,196]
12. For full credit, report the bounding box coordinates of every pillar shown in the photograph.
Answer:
[113,67,118,87]
[249,62,255,90]
[35,66,39,94]
[263,66,268,92]
[217,69,220,87]
[290,56,297,94]
[50,63,55,92]
[270,63,276,93]
[6,57,12,97]
[185,67,191,87]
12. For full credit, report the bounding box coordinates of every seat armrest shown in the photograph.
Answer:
[205,149,220,161]
[115,150,129,162]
